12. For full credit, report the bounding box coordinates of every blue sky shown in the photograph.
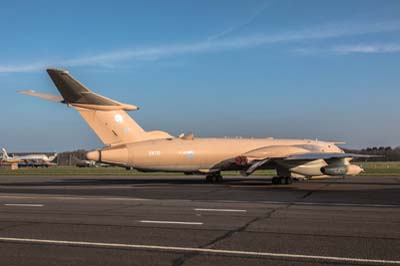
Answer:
[1,0,400,151]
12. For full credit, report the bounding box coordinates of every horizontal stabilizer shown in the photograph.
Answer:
[17,90,64,102]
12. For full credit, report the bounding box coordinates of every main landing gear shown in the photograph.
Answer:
[272,176,293,185]
[206,173,223,183]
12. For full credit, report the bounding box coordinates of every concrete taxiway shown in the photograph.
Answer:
[0,175,399,265]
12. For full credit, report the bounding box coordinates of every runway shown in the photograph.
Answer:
[0,175,399,265]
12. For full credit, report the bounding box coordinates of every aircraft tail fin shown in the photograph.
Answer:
[48,153,58,162]
[1,148,9,160]
[19,69,172,146]
[77,108,149,145]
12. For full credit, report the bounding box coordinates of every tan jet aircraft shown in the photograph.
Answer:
[19,69,368,184]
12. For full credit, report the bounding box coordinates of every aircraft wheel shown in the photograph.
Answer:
[206,174,223,183]
[272,177,292,185]
[206,175,217,183]
[284,177,293,184]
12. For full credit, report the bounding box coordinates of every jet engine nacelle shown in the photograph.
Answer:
[86,146,128,166]
[321,164,363,176]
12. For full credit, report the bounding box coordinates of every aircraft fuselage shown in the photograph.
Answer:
[88,138,343,175]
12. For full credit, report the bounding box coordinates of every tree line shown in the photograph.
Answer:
[344,146,400,161]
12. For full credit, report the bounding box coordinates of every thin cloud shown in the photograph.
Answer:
[1,20,400,73]
[295,43,400,55]
[207,1,273,41]
[333,44,400,54]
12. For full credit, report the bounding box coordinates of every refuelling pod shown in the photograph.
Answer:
[321,164,363,176]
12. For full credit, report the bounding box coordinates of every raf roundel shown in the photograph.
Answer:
[114,114,124,124]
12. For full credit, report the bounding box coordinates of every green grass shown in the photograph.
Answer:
[0,166,181,176]
[357,161,400,176]
[0,166,276,176]
[0,162,399,176]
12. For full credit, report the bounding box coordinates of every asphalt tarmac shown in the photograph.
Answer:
[0,175,399,265]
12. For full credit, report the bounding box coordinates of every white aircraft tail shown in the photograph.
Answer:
[1,148,9,160]
[19,69,172,146]
[48,153,58,162]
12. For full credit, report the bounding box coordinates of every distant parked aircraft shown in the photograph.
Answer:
[19,69,371,183]
[1,148,57,167]
[75,159,110,168]
[76,159,96,168]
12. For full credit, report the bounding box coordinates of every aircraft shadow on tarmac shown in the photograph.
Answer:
[0,177,399,187]
[0,177,281,187]
[0,177,399,204]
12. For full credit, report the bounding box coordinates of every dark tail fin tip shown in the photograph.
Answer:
[46,68,69,74]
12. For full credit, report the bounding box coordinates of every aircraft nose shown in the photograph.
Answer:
[86,150,100,161]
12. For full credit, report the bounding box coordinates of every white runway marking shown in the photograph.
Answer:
[0,237,398,265]
[194,208,247,212]
[4,204,44,207]
[0,195,150,202]
[294,202,399,207]
[139,220,203,225]
[221,200,400,208]
[0,195,398,208]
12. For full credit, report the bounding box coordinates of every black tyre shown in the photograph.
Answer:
[284,177,293,184]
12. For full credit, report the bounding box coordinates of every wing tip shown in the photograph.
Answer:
[17,89,35,94]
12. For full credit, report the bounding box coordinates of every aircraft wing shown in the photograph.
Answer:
[241,145,312,161]
[3,159,24,164]
[284,152,376,161]
[238,145,309,175]
[238,146,375,176]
